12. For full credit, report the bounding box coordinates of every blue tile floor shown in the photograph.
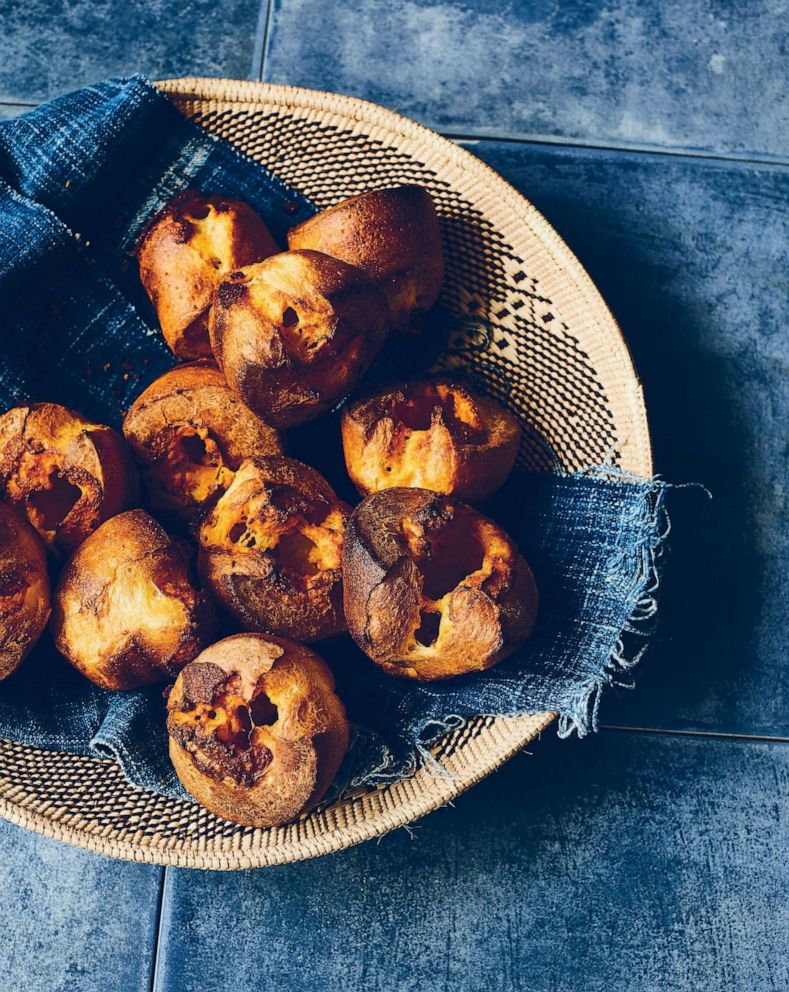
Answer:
[465,141,788,738]
[264,0,789,160]
[0,818,161,992]
[153,732,788,992]
[0,0,266,103]
[0,2,786,990]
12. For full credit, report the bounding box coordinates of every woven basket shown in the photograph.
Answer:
[0,78,651,869]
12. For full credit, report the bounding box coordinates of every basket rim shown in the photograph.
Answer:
[0,78,652,869]
[0,712,558,869]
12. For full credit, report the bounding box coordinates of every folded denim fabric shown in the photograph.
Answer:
[0,177,172,423]
[0,78,669,800]
[0,76,313,334]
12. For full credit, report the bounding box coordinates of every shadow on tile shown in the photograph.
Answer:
[466,141,788,737]
[264,0,789,159]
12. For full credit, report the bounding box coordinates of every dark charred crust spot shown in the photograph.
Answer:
[102,640,162,691]
[169,663,281,787]
[178,661,228,708]
[217,280,247,308]
[266,483,314,520]
[0,567,26,613]
[135,190,200,252]
[410,497,454,534]
[170,720,274,787]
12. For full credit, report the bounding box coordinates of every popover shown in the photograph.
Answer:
[51,509,212,690]
[342,379,520,501]
[209,249,388,427]
[343,488,538,681]
[167,633,349,827]
[137,190,279,360]
[123,360,283,525]
[198,456,349,642]
[0,402,138,557]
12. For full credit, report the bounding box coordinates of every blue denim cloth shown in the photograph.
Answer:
[0,77,669,799]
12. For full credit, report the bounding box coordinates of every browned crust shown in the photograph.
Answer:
[122,360,283,524]
[342,379,520,501]
[0,403,139,557]
[343,488,538,681]
[166,633,349,827]
[0,502,51,680]
[137,191,280,360]
[209,249,389,428]
[198,456,349,642]
[288,185,444,336]
[51,509,213,690]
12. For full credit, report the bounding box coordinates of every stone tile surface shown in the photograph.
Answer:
[154,731,789,992]
[465,140,788,737]
[0,0,266,104]
[0,819,162,992]
[264,0,789,158]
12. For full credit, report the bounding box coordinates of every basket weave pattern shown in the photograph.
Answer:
[0,79,651,868]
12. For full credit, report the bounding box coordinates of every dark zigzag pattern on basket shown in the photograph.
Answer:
[187,106,620,473]
[0,738,292,844]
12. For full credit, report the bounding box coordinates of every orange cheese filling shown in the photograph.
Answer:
[15,452,87,539]
[170,689,278,749]
[401,515,511,655]
[203,494,345,589]
[162,425,235,504]
[355,383,488,493]
[183,203,242,275]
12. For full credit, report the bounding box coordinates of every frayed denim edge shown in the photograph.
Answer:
[556,470,708,738]
[557,474,670,738]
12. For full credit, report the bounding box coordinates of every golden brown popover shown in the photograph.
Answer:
[51,509,212,690]
[167,633,349,827]
[0,403,139,557]
[287,185,444,338]
[122,360,283,525]
[342,379,520,501]
[0,502,51,681]
[198,456,349,642]
[209,249,388,427]
[343,488,538,681]
[137,191,279,360]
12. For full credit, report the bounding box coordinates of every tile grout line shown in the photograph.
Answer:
[253,0,275,83]
[148,867,171,992]
[0,89,786,171]
[444,127,789,169]
[600,724,789,744]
